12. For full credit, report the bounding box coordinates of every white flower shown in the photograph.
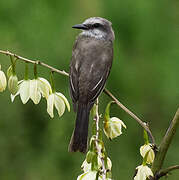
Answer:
[134,165,153,180]
[30,77,52,104]
[140,144,155,164]
[29,78,43,104]
[0,68,7,92]
[77,171,98,180]
[81,156,112,173]
[37,77,52,98]
[11,78,51,104]
[47,92,70,118]
[104,117,126,139]
[8,74,18,95]
[81,159,91,173]
[77,170,112,180]
[11,79,30,104]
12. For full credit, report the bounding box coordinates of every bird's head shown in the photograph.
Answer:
[72,17,115,41]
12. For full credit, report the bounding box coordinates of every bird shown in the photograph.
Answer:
[69,17,115,153]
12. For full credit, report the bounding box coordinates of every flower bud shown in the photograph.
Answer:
[86,151,95,164]
[140,144,155,164]
[0,69,7,92]
[8,75,18,95]
[7,65,13,78]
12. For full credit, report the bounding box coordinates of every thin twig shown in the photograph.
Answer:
[155,165,179,179]
[103,88,155,144]
[95,98,100,138]
[152,108,179,174]
[94,98,107,180]
[0,50,69,77]
[0,49,155,143]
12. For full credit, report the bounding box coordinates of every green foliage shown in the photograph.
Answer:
[0,0,179,179]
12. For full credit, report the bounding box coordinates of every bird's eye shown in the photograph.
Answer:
[93,23,101,28]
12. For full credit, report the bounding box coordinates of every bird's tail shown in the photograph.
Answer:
[68,103,90,153]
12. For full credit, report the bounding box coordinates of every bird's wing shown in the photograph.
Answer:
[87,55,112,104]
[78,39,113,105]
[69,60,79,112]
[69,36,113,110]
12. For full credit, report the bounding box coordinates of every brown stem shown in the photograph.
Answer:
[0,49,155,144]
[0,50,69,77]
[151,108,179,175]
[154,165,179,179]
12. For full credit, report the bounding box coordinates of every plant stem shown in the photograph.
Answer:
[151,108,179,175]
[34,63,38,79]
[24,62,28,80]
[155,165,179,179]
[0,50,69,77]
[0,49,155,142]
[50,71,56,93]
[93,98,107,180]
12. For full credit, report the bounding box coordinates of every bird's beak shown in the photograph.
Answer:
[72,24,88,30]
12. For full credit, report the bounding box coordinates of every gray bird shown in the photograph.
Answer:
[69,17,115,153]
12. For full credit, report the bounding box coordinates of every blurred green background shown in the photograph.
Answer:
[0,0,179,179]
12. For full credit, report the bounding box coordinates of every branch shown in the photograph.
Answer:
[0,49,155,144]
[103,88,155,144]
[93,98,107,180]
[154,165,179,179]
[0,50,69,77]
[151,108,179,175]
[94,98,100,139]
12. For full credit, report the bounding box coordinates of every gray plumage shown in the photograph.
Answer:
[69,17,115,153]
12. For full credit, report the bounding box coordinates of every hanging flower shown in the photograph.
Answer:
[81,158,92,173]
[77,171,98,180]
[8,74,18,95]
[134,165,153,180]
[140,144,155,164]
[103,101,126,140]
[30,77,52,104]
[29,78,43,104]
[81,156,112,173]
[81,156,112,172]
[104,117,126,140]
[0,66,7,92]
[11,77,51,104]
[11,79,30,104]
[38,77,52,98]
[77,170,112,180]
[47,91,70,118]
